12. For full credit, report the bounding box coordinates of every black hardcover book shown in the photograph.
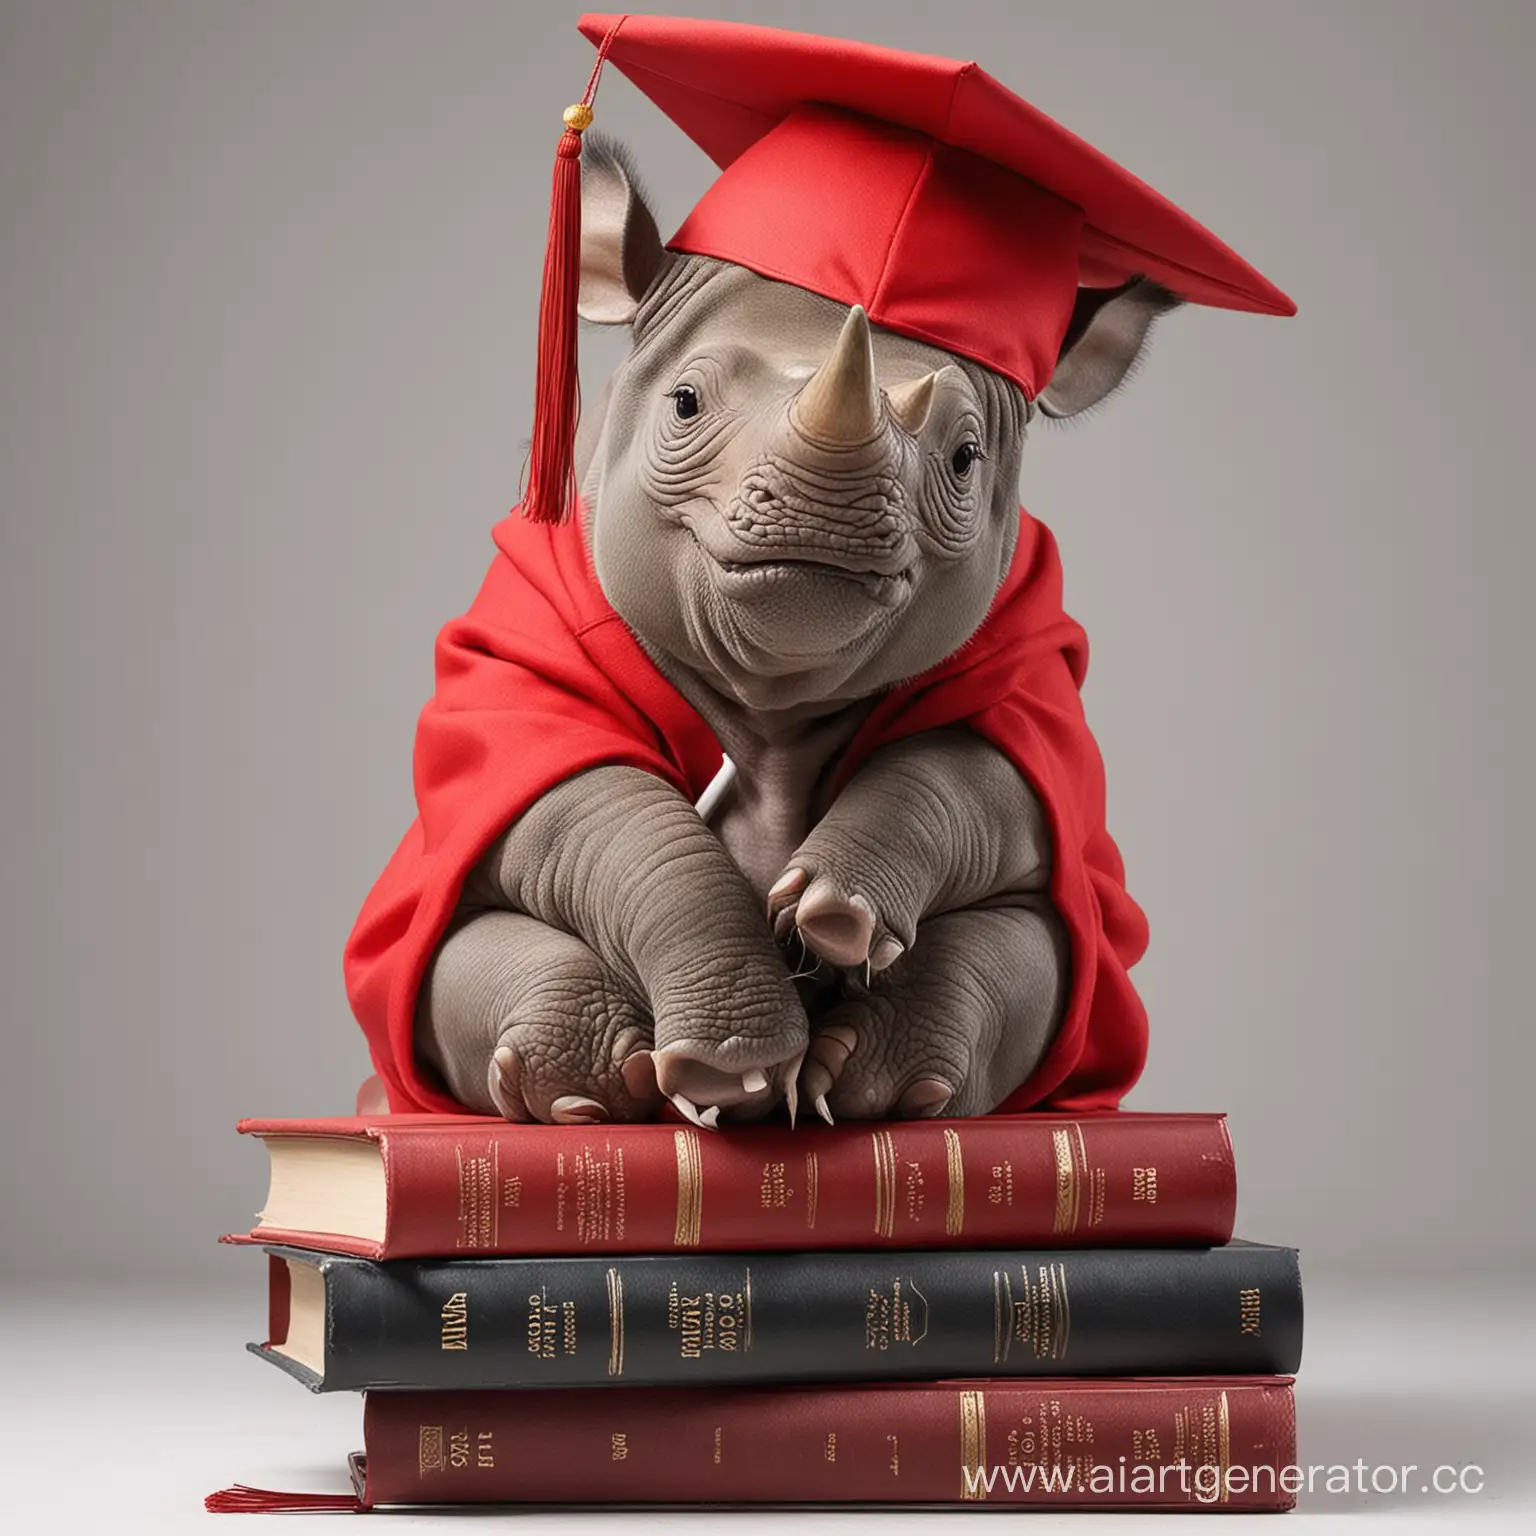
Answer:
[251,1240,1301,1391]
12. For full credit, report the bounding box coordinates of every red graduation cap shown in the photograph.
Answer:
[522,13,1293,523]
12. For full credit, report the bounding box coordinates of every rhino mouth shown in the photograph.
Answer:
[688,524,912,609]
[708,550,912,608]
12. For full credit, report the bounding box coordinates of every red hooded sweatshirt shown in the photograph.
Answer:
[344,506,1149,1115]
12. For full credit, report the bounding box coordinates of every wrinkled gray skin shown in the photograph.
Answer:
[409,139,1179,1129]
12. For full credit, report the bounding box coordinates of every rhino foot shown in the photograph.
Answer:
[653,1040,800,1126]
[769,866,909,974]
[796,904,1067,1120]
[418,910,663,1124]
[417,905,809,1127]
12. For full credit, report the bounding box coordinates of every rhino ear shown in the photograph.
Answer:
[578,135,666,325]
[1036,277,1183,419]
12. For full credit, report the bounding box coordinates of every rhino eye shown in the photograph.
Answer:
[950,441,983,477]
[670,385,701,421]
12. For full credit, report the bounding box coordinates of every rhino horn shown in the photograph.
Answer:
[885,371,939,436]
[793,306,880,445]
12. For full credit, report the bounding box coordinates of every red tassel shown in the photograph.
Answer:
[521,19,626,524]
[205,1484,364,1514]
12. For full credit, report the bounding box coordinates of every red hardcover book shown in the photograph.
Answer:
[209,1377,1296,1512]
[223,1112,1236,1258]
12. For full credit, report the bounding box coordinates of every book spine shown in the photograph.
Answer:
[374,1114,1235,1255]
[273,1242,1300,1391]
[358,1378,1298,1509]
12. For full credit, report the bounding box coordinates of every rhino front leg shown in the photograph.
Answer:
[807,903,1067,1119]
[475,765,810,1125]
[770,729,1054,969]
[767,728,1064,1116]
[417,910,661,1124]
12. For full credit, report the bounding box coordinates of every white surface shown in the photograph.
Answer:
[2,1273,1530,1532]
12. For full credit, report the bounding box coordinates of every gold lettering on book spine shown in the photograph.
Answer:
[454,1142,498,1250]
[605,1267,625,1377]
[1218,1390,1232,1503]
[418,1425,444,1477]
[440,1291,469,1351]
[1053,1260,1072,1360]
[943,1130,964,1237]
[673,1130,702,1247]
[1239,1288,1262,1336]
[805,1152,820,1229]
[1073,1123,1092,1230]
[872,1131,897,1237]
[1051,1128,1076,1234]
[1051,1124,1092,1235]
[959,1390,987,1500]
[1004,1261,1072,1361]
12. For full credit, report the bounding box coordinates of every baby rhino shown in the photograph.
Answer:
[404,140,1180,1130]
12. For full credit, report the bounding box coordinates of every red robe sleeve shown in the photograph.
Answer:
[345,508,1147,1114]
[343,514,723,1112]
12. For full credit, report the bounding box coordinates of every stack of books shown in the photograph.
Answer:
[210,1111,1302,1513]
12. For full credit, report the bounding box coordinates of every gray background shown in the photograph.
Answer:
[3,0,1533,1288]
